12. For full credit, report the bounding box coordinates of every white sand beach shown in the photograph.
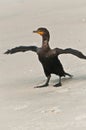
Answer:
[0,0,86,129]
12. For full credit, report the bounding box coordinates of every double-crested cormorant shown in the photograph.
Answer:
[5,27,86,87]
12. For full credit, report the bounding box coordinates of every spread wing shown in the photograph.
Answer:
[4,46,38,54]
[55,48,86,59]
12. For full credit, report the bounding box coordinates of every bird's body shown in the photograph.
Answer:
[37,45,65,77]
[5,27,86,87]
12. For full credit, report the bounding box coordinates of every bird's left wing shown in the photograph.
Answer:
[4,46,38,54]
[55,48,86,59]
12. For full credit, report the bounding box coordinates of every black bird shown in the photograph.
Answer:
[5,27,86,88]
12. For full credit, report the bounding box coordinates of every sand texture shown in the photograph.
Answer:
[0,0,86,129]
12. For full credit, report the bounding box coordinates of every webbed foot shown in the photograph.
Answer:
[53,82,62,87]
[34,83,49,88]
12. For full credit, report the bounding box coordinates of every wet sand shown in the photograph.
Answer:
[0,0,86,129]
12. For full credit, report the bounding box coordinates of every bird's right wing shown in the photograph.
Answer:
[4,46,38,54]
[55,48,86,59]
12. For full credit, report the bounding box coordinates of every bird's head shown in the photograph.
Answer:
[33,27,50,42]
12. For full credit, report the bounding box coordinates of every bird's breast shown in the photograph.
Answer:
[38,54,58,67]
[37,49,58,67]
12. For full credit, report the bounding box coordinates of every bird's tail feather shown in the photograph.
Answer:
[64,72,73,78]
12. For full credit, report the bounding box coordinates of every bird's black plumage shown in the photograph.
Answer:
[5,27,86,87]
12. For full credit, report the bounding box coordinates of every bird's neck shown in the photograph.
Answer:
[41,34,50,50]
[42,39,50,50]
[42,34,50,42]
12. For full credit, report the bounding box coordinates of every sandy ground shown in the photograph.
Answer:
[0,0,86,130]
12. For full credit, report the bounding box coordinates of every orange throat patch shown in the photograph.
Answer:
[38,31,44,35]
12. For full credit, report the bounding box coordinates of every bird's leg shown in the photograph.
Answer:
[34,75,51,88]
[54,76,62,87]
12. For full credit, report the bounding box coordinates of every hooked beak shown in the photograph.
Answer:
[33,30,37,33]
